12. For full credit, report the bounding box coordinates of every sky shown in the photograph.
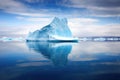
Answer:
[0,0,120,37]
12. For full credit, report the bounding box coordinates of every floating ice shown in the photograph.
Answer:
[0,37,24,42]
[26,17,78,42]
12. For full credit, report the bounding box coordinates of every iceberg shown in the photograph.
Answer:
[26,17,78,42]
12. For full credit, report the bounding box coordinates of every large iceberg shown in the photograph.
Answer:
[26,17,78,42]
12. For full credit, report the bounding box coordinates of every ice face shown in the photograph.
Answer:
[50,17,72,37]
[26,17,73,41]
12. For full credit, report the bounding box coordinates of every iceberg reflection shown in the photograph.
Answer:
[26,42,72,66]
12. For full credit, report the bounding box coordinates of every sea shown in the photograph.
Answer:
[0,39,120,80]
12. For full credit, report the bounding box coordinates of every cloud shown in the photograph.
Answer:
[69,18,99,24]
[0,25,39,37]
[26,17,51,22]
[68,18,120,36]
[16,16,52,22]
[11,12,51,17]
[0,0,72,18]
[62,0,120,17]
[0,0,120,17]
[0,0,27,13]
[0,0,52,17]
[25,0,40,3]
[65,0,120,8]
[0,0,120,37]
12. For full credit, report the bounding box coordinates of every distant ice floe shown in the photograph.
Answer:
[79,37,120,41]
[0,36,120,42]
[0,37,24,42]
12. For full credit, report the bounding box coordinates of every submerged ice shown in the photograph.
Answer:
[26,17,77,41]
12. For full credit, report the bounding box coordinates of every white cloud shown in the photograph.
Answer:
[0,17,53,37]
[68,18,120,37]
[0,0,27,13]
[69,18,99,24]
[1,0,120,17]
[13,12,53,17]
[24,17,52,22]
[0,0,54,17]
[16,16,52,21]
[62,0,120,17]
[25,0,40,3]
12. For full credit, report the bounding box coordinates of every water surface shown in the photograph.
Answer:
[0,41,120,80]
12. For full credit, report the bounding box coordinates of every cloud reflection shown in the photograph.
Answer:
[69,42,120,61]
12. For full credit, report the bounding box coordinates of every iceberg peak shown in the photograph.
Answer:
[50,17,68,28]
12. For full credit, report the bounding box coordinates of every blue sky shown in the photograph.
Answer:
[0,0,120,37]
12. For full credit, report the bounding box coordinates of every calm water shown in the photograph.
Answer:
[0,41,120,80]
